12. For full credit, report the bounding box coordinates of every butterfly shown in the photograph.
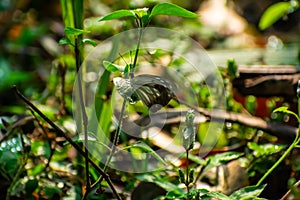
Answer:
[113,74,177,112]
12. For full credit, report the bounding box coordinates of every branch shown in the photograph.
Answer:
[135,107,297,142]
[12,86,121,200]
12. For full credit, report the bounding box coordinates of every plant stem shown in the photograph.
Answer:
[104,100,127,170]
[131,27,143,75]
[256,133,299,186]
[186,150,190,200]
[74,37,91,196]
[89,100,127,190]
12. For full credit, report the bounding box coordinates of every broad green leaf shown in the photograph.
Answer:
[59,37,72,46]
[82,38,97,47]
[99,10,136,21]
[64,27,89,36]
[273,106,299,122]
[259,2,292,30]
[103,60,125,72]
[150,3,198,19]
[208,191,231,200]
[230,184,266,199]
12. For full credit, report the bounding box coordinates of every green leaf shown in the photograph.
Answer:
[59,37,72,46]
[99,10,136,21]
[165,189,185,199]
[205,152,243,172]
[273,106,299,122]
[178,169,185,183]
[25,179,38,195]
[82,38,97,47]
[103,60,125,72]
[150,3,198,19]
[230,184,266,199]
[0,151,18,177]
[124,141,168,166]
[136,173,183,193]
[208,191,231,200]
[64,27,89,36]
[247,142,285,157]
[259,2,292,30]
[183,154,206,165]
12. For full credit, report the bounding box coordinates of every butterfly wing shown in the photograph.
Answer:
[131,74,177,112]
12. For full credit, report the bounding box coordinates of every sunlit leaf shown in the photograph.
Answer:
[82,38,97,47]
[230,184,266,199]
[103,60,125,72]
[247,142,285,157]
[259,2,292,30]
[133,8,149,18]
[150,3,198,19]
[182,154,206,165]
[208,191,231,200]
[99,10,136,21]
[124,141,168,166]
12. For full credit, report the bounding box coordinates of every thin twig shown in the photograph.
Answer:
[280,179,300,200]
[0,116,34,144]
[135,107,298,142]
[12,86,121,200]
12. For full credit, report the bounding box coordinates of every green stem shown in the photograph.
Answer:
[257,85,300,186]
[89,99,127,191]
[131,26,143,76]
[104,100,127,170]
[256,133,299,186]
[186,150,190,200]
[74,36,90,195]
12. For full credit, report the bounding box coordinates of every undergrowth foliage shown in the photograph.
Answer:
[1,1,299,200]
